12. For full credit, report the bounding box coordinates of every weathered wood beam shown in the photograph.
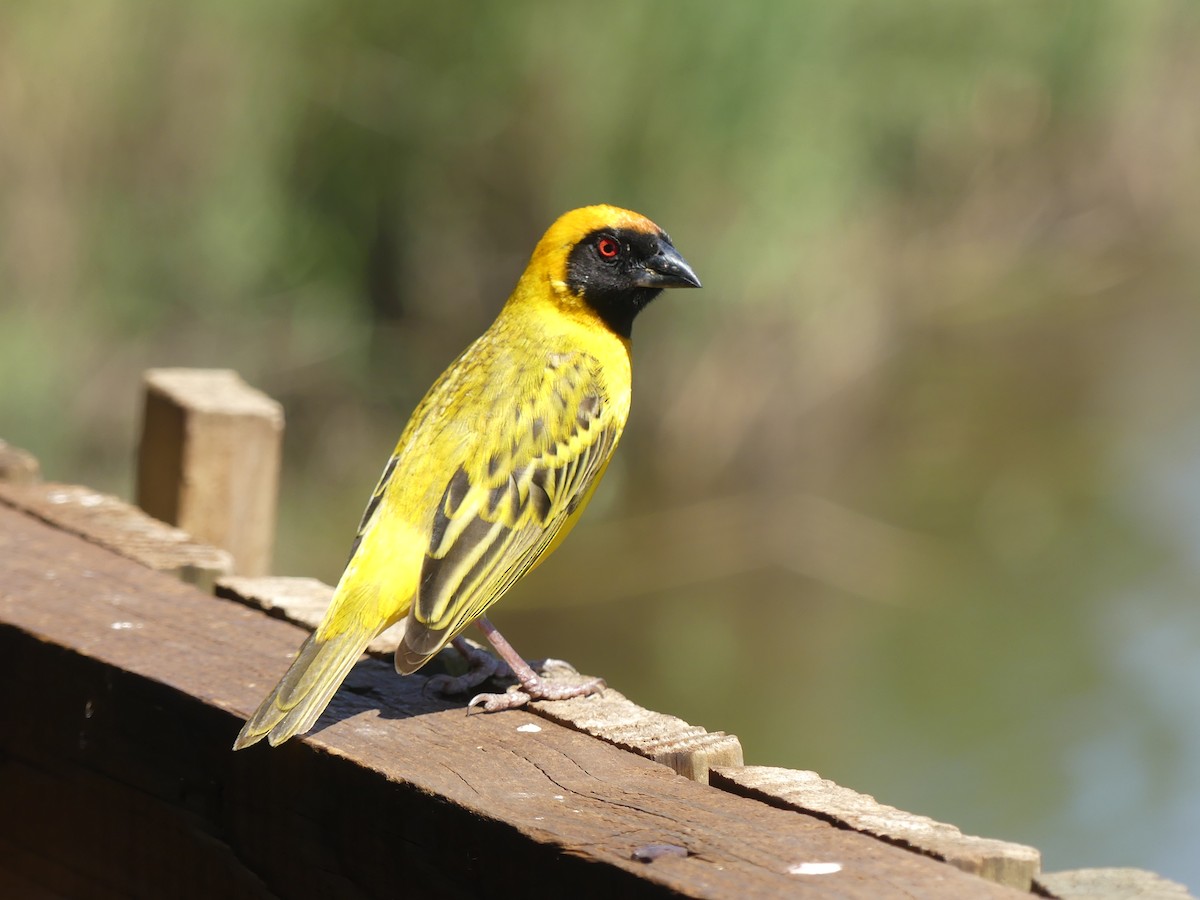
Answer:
[0,505,1029,900]
[0,481,231,590]
[136,368,283,576]
[711,765,1041,891]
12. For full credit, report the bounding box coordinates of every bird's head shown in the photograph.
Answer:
[523,205,701,339]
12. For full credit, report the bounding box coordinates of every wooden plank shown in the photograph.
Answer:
[527,681,744,785]
[710,765,1041,891]
[0,481,232,590]
[217,574,744,783]
[0,505,1030,900]
[0,438,40,484]
[136,368,283,576]
[1037,868,1195,900]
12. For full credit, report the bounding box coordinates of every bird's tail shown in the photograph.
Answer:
[233,611,381,750]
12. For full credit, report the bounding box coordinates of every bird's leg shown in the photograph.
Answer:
[424,637,513,698]
[467,617,605,712]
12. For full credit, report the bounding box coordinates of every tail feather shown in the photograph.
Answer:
[233,619,378,749]
[235,520,423,750]
[393,615,452,675]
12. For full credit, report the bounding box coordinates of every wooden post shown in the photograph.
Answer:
[0,439,40,484]
[136,369,283,576]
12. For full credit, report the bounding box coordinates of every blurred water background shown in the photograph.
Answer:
[3,1,1200,888]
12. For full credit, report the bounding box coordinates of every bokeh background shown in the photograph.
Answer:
[4,0,1200,888]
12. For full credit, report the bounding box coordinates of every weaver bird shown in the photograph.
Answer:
[234,205,700,749]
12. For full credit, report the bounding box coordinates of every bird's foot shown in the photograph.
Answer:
[425,638,514,698]
[464,616,604,711]
[468,674,606,713]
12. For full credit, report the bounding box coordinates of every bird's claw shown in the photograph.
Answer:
[535,657,579,675]
[467,685,534,713]
[467,675,606,713]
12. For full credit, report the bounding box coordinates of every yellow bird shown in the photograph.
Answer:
[234,205,700,749]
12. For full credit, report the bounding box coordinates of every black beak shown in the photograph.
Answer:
[634,238,702,289]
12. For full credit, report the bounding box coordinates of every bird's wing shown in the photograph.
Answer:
[395,352,622,668]
[344,453,401,566]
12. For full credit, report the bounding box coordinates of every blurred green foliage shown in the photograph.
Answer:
[4,0,1200,887]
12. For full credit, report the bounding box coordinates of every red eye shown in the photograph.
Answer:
[597,237,620,259]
